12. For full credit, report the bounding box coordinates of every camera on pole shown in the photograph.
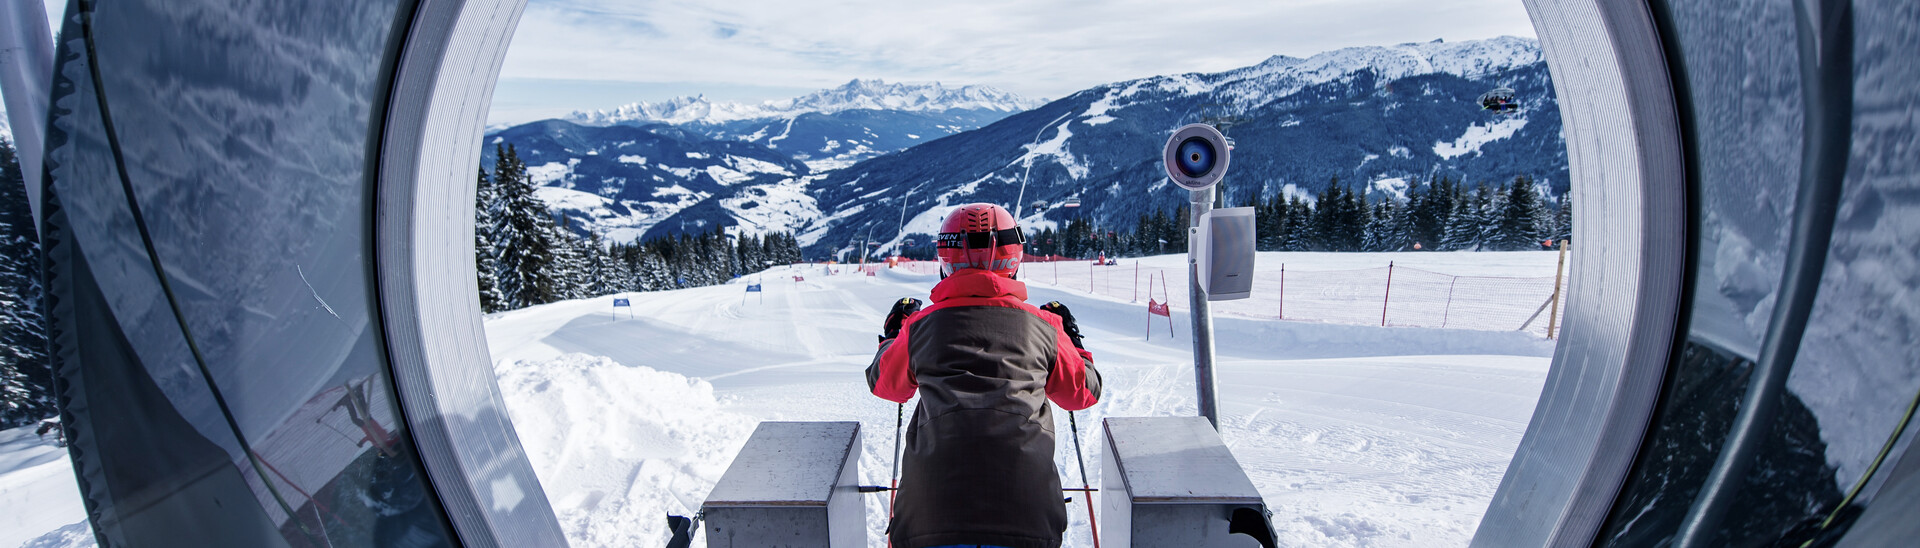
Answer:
[1162,122,1255,430]
[1164,124,1255,301]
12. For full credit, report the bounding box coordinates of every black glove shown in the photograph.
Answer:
[1040,301,1085,349]
[881,297,923,342]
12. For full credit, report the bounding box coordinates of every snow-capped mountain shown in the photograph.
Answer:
[488,37,1567,255]
[689,108,1016,171]
[1207,36,1541,107]
[795,36,1565,258]
[482,121,814,242]
[559,80,1044,168]
[565,79,1042,126]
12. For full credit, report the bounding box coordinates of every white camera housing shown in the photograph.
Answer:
[1163,123,1232,190]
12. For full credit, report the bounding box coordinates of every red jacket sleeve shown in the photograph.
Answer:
[866,316,918,403]
[1039,311,1101,410]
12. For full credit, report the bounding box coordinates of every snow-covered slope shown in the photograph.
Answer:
[0,252,1555,547]
[477,251,1556,547]
[565,79,1042,126]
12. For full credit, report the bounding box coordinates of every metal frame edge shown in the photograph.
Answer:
[1472,0,1687,546]
[374,0,563,546]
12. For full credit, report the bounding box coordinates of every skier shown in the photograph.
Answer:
[867,203,1103,548]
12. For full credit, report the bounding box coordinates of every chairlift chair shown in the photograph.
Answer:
[1478,87,1519,114]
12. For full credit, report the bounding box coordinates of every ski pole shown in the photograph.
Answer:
[890,402,904,513]
[1069,410,1101,548]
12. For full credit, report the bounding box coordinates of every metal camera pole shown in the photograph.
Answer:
[1188,186,1221,428]
[1164,122,1231,429]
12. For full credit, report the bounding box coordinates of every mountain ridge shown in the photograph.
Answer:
[485,36,1567,257]
[565,79,1044,126]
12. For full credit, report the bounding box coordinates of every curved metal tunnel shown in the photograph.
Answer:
[8,0,1917,546]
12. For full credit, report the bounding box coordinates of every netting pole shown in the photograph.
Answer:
[1380,261,1395,327]
[1132,261,1139,302]
[1546,240,1569,339]
[1278,264,1285,320]
[1089,261,1095,294]
[1441,277,1459,328]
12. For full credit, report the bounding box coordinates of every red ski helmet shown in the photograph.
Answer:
[936,203,1024,278]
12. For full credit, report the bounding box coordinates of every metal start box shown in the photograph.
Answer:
[1102,416,1277,547]
[702,421,864,547]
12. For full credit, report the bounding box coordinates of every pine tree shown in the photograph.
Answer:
[1494,176,1547,250]
[585,232,620,297]
[1362,201,1398,252]
[546,216,591,300]
[0,138,51,428]
[1281,197,1312,251]
[1440,184,1479,251]
[1473,184,1504,250]
[1411,177,1455,250]
[493,144,563,308]
[1339,185,1369,251]
[474,168,506,313]
[1553,193,1574,244]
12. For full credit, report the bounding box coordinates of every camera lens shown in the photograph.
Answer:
[1176,137,1216,177]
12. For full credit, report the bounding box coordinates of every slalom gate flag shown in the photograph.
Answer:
[1148,299,1171,317]
[746,284,763,292]
[612,298,631,307]
[793,276,805,282]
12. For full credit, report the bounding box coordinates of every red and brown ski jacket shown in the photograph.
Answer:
[867,269,1102,548]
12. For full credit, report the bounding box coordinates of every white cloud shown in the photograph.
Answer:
[498,0,1535,118]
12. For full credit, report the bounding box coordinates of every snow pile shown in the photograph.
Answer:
[19,521,93,548]
[495,353,758,547]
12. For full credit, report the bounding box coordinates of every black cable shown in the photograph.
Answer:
[74,0,316,540]
[1804,386,1920,545]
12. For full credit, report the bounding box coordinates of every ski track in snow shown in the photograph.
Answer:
[0,253,1553,547]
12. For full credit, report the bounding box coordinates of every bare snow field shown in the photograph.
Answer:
[0,251,1557,547]
[0,424,87,548]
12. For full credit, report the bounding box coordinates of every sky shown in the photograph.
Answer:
[0,1,65,141]
[492,0,1536,124]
